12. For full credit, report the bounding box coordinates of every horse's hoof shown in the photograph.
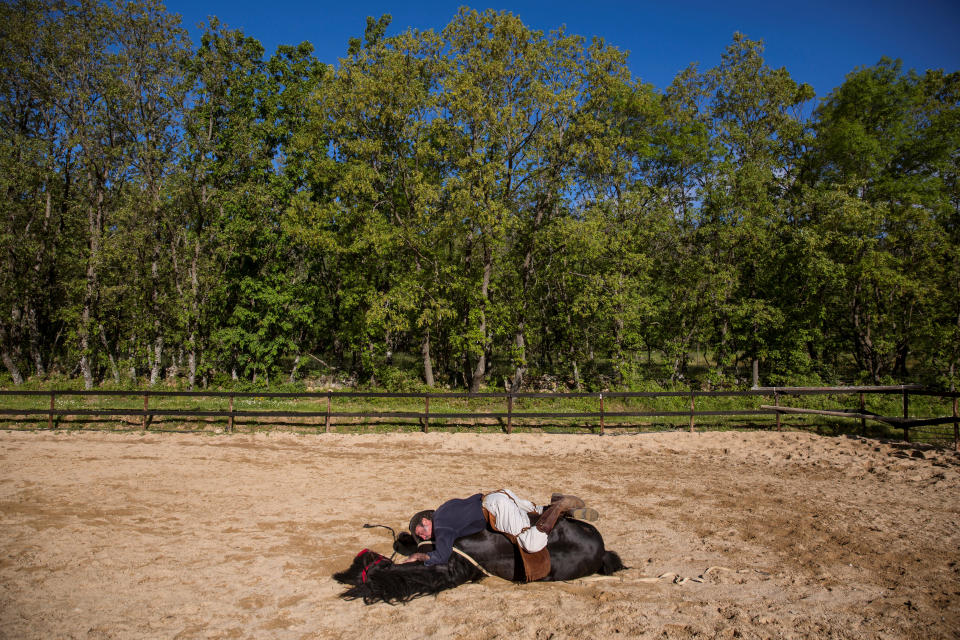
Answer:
[568,507,598,521]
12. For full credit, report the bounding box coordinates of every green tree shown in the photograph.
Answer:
[0,0,82,383]
[290,16,448,385]
[179,21,325,384]
[806,59,959,383]
[438,9,643,391]
[700,34,814,385]
[101,0,188,385]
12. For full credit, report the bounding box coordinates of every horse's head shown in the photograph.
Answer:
[394,531,420,556]
[394,530,437,556]
[332,549,393,587]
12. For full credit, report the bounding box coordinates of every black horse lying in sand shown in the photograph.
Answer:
[334,517,624,604]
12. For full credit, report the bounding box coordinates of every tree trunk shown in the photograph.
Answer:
[422,330,434,387]
[167,348,180,382]
[511,200,547,394]
[469,351,486,392]
[468,245,492,393]
[894,342,909,378]
[79,176,105,391]
[149,335,163,386]
[188,237,201,391]
[613,314,625,385]
[510,330,526,392]
[79,299,94,389]
[0,325,24,385]
[0,347,22,384]
[79,344,93,389]
[716,317,730,373]
[27,305,45,378]
[128,340,137,382]
[289,354,300,383]
[99,325,120,384]
[150,244,162,385]
[27,190,53,378]
[187,336,197,390]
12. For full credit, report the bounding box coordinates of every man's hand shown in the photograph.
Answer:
[401,552,429,564]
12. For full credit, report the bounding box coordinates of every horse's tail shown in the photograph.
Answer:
[600,550,625,575]
[339,555,484,604]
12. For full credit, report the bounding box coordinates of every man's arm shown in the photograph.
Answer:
[423,527,455,566]
[401,552,429,563]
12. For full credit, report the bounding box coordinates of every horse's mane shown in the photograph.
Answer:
[339,553,484,604]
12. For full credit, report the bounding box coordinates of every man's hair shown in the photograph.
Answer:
[409,509,435,536]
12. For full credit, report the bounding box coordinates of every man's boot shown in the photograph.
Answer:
[550,493,599,522]
[536,495,597,534]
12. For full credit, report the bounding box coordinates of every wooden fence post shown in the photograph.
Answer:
[423,395,430,433]
[142,394,149,430]
[48,392,54,430]
[689,391,695,433]
[506,394,513,434]
[859,393,866,435]
[902,387,910,443]
[324,394,331,433]
[599,393,604,435]
[952,394,958,452]
[775,390,781,432]
[228,394,234,433]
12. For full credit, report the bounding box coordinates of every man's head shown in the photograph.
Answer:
[409,509,435,540]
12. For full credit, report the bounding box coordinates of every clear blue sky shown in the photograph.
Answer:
[162,0,959,98]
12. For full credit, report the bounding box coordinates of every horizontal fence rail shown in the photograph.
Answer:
[0,385,957,448]
[0,385,943,398]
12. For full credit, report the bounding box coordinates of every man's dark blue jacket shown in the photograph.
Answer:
[424,493,487,566]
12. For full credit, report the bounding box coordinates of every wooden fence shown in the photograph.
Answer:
[0,385,957,448]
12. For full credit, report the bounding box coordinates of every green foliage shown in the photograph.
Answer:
[802,60,959,384]
[0,2,957,393]
[372,366,428,393]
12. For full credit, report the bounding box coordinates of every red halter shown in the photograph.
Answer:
[355,549,387,583]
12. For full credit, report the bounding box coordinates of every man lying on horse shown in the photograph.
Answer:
[334,489,621,604]
[402,490,599,581]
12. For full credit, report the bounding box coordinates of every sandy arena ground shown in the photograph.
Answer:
[1,428,958,639]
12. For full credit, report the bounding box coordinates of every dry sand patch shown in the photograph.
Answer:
[0,429,958,639]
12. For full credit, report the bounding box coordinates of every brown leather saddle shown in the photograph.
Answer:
[481,508,551,582]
